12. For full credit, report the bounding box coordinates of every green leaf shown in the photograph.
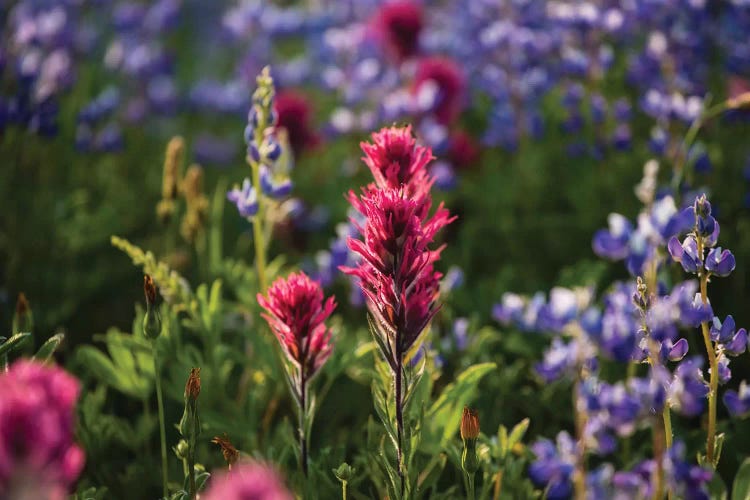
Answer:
[508,418,530,450]
[732,457,750,500]
[34,333,65,362]
[708,473,727,500]
[427,362,496,444]
[0,332,31,357]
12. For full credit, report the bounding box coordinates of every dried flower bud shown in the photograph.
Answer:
[142,275,161,339]
[460,406,480,441]
[212,434,240,469]
[185,367,201,401]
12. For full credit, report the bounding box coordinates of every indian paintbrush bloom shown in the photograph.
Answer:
[0,360,84,500]
[203,462,293,500]
[274,90,319,157]
[257,272,336,379]
[342,125,453,491]
[257,271,336,475]
[372,0,424,62]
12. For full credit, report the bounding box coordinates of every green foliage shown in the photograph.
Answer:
[733,458,750,500]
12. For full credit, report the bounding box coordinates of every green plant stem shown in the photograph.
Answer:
[299,371,309,477]
[395,358,405,497]
[466,472,476,500]
[699,273,719,467]
[153,349,169,499]
[572,377,587,500]
[188,450,196,500]
[249,159,268,292]
[341,480,348,500]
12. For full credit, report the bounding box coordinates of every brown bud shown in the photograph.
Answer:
[460,406,480,441]
[185,367,201,401]
[143,275,157,306]
[212,434,239,469]
[15,293,29,317]
[182,164,204,203]
[162,136,185,201]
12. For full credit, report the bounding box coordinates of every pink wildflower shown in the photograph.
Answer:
[413,57,466,125]
[203,462,293,500]
[0,360,84,500]
[257,272,336,378]
[373,1,423,62]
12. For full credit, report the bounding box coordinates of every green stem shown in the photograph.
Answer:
[572,377,587,500]
[188,450,196,500]
[699,274,719,467]
[395,357,405,497]
[341,480,348,500]
[249,159,268,292]
[466,472,476,500]
[153,349,169,498]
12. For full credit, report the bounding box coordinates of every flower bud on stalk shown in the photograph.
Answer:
[180,367,201,500]
[461,406,480,476]
[12,293,34,355]
[143,275,162,339]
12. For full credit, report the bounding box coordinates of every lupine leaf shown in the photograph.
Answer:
[732,457,750,500]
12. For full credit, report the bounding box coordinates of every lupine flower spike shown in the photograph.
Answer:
[258,271,336,476]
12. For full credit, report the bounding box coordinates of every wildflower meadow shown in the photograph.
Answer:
[3,1,750,499]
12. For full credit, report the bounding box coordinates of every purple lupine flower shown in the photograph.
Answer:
[711,315,737,343]
[452,317,469,351]
[667,236,702,274]
[592,213,632,260]
[667,338,689,362]
[679,293,713,327]
[259,165,293,199]
[724,381,750,417]
[724,328,748,356]
[227,178,259,218]
[529,432,575,500]
[668,358,709,417]
[705,247,735,277]
[203,462,293,500]
[0,360,85,499]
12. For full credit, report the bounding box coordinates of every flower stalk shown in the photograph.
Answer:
[143,275,168,498]
[460,407,480,500]
[179,367,201,499]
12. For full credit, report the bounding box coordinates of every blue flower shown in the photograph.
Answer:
[667,236,702,274]
[227,178,259,218]
[669,358,709,417]
[592,213,632,260]
[705,247,735,277]
[259,165,292,199]
[724,381,750,417]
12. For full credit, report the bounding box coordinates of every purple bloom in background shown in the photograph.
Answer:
[0,360,85,500]
[227,178,259,218]
[203,462,293,500]
[529,432,575,500]
[259,165,293,199]
[724,381,750,418]
[668,358,709,417]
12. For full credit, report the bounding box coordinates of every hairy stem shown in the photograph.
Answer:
[299,371,309,477]
[466,471,476,500]
[395,358,405,496]
[153,350,169,498]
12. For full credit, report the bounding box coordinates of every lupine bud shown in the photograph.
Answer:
[460,406,480,475]
[143,275,162,339]
[212,434,240,470]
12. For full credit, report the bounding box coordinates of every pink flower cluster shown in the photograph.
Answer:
[258,271,337,377]
[0,360,85,500]
[203,462,293,500]
[343,125,454,363]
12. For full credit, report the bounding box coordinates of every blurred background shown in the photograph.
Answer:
[2,0,750,494]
